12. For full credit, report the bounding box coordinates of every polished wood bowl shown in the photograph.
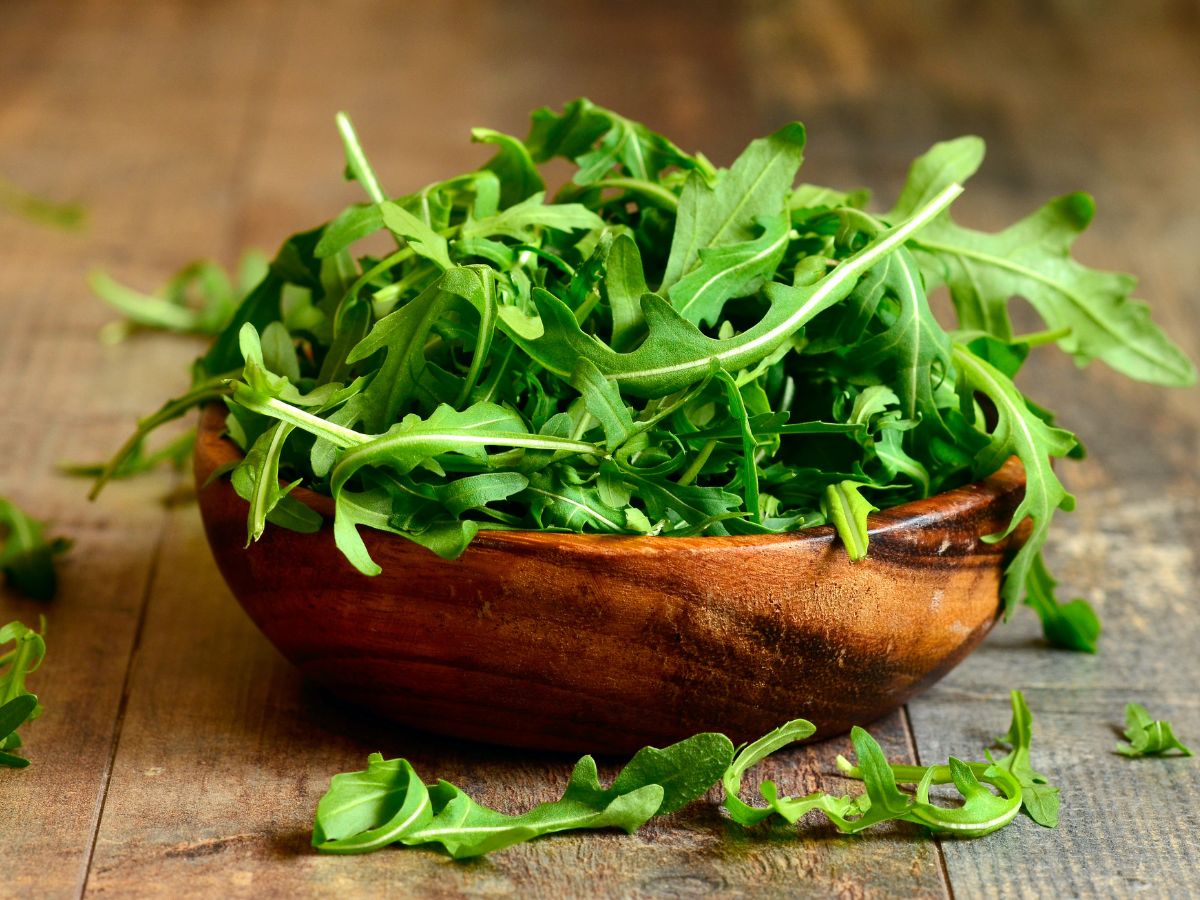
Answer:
[194,404,1026,753]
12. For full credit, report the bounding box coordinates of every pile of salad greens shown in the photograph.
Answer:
[92,99,1195,649]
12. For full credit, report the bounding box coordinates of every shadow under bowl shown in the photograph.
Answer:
[194,404,1025,754]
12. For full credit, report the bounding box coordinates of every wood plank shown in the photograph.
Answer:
[86,1,948,896]
[0,1,278,896]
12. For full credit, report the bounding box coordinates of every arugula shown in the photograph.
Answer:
[59,428,195,483]
[894,138,1197,387]
[0,620,47,768]
[0,174,86,230]
[314,732,734,857]
[731,721,1024,839]
[314,704,1052,858]
[985,690,1061,826]
[90,251,268,342]
[1116,704,1194,758]
[91,100,1194,645]
[1023,552,1101,653]
[0,497,71,601]
[822,481,876,561]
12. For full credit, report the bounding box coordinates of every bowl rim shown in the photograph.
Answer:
[196,402,1025,552]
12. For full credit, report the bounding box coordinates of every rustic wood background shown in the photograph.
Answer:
[2,1,1197,896]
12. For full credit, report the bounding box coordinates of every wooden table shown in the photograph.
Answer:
[2,2,1197,896]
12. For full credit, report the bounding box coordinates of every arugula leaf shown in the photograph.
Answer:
[473,127,545,208]
[896,138,1196,387]
[60,429,195,482]
[506,186,961,397]
[602,232,650,351]
[461,193,604,242]
[345,266,498,431]
[721,719,838,826]
[1023,552,1101,653]
[669,213,792,327]
[0,498,71,602]
[91,252,268,341]
[986,689,1061,826]
[1116,704,1194,758]
[951,343,1079,615]
[729,720,1025,839]
[0,620,46,767]
[571,358,635,451]
[314,731,733,858]
[0,174,86,229]
[662,122,805,291]
[526,98,712,186]
[822,481,876,562]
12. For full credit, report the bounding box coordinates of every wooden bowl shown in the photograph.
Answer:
[194,404,1026,753]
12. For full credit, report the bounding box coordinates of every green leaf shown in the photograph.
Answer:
[436,472,529,518]
[668,213,792,327]
[315,201,452,271]
[59,428,195,482]
[473,127,545,208]
[605,732,734,815]
[90,258,241,338]
[898,138,1196,386]
[525,98,711,186]
[0,174,86,230]
[0,498,71,601]
[838,247,952,432]
[523,471,627,533]
[662,122,805,291]
[1023,552,1100,653]
[834,730,1025,838]
[715,371,760,523]
[722,718,818,826]
[952,343,1078,615]
[381,203,454,270]
[1117,703,1194,758]
[822,481,876,562]
[314,731,732,858]
[906,759,1022,838]
[833,726,916,831]
[461,192,604,242]
[888,135,986,223]
[571,358,634,451]
[986,690,1061,827]
[346,267,498,432]
[604,232,649,352]
[232,422,304,545]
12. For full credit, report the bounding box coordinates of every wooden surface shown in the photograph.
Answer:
[1,1,1197,897]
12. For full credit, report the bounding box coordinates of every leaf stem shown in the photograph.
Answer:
[676,439,716,486]
[335,112,386,204]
